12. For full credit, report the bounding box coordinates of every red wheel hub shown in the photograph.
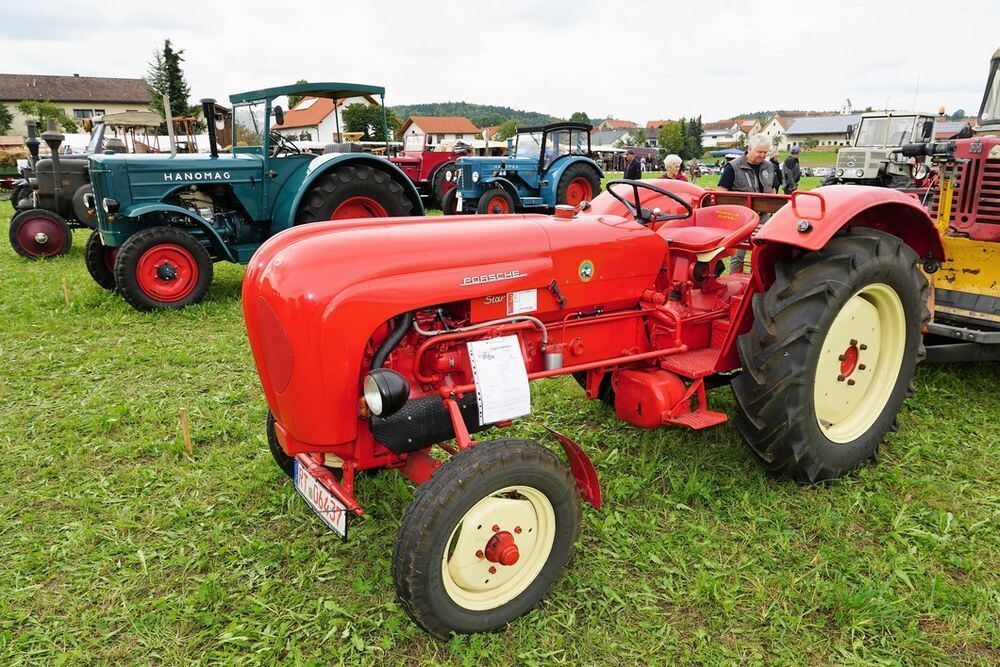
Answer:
[485,196,510,214]
[330,196,389,220]
[135,244,198,302]
[14,215,68,258]
[484,531,520,566]
[840,344,860,378]
[564,177,593,207]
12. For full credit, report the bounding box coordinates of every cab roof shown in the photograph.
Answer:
[229,82,385,104]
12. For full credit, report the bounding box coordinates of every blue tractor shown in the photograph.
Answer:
[441,122,603,215]
[85,82,423,311]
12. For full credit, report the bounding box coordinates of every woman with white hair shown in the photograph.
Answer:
[659,154,688,181]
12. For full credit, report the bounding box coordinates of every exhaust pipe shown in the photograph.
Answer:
[24,121,40,167]
[163,94,177,156]
[200,98,219,157]
[41,119,65,203]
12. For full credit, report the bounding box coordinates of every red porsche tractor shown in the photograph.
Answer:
[243,178,942,637]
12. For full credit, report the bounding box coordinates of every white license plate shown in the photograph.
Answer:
[294,459,348,539]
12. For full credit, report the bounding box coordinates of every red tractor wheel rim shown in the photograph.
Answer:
[330,196,388,220]
[485,195,510,214]
[15,216,68,258]
[135,244,198,302]
[564,178,592,207]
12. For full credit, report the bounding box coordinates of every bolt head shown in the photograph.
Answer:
[847,379,856,386]
[859,343,868,351]
[475,550,484,559]
[837,375,845,382]
[858,364,866,371]
[33,232,49,244]
[492,524,500,533]
[850,339,858,346]
[514,526,522,534]
[488,566,497,574]
[796,220,812,233]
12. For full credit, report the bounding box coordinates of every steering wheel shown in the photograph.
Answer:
[269,130,301,157]
[605,179,693,225]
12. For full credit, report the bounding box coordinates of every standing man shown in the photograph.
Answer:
[624,149,642,180]
[718,135,777,272]
[783,145,802,194]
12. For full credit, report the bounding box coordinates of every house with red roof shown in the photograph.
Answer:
[644,119,674,146]
[272,93,378,142]
[398,116,481,149]
[596,118,638,132]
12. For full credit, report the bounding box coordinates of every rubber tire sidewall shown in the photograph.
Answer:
[441,187,460,215]
[266,410,295,478]
[476,188,515,215]
[430,162,456,209]
[393,440,580,637]
[84,229,116,290]
[8,208,73,259]
[113,226,214,312]
[556,163,602,207]
[295,164,414,222]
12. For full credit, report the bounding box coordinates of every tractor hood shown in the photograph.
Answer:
[243,212,666,448]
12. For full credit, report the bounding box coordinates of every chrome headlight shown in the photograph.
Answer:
[836,169,844,177]
[83,193,96,209]
[471,171,480,183]
[363,369,410,418]
[102,197,119,214]
[854,169,864,177]
[444,170,454,182]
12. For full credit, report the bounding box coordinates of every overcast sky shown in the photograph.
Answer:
[2,0,995,123]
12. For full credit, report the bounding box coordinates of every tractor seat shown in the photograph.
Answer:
[659,204,759,254]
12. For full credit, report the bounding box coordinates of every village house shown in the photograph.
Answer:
[782,114,861,151]
[596,118,638,132]
[0,73,152,136]
[701,120,743,148]
[644,120,673,147]
[398,116,481,149]
[272,94,379,143]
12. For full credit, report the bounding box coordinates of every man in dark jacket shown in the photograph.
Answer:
[783,145,802,194]
[719,135,777,272]
[623,150,642,180]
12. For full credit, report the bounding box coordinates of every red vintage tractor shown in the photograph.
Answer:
[243,178,942,637]
[388,134,466,208]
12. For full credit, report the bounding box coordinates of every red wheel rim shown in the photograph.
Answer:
[330,196,389,220]
[135,244,198,302]
[14,215,68,258]
[564,178,592,207]
[485,195,510,214]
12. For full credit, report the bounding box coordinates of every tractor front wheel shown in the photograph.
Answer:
[431,162,457,208]
[441,188,460,215]
[8,209,73,259]
[296,164,414,222]
[114,226,214,311]
[731,227,928,482]
[476,188,515,215]
[557,164,602,208]
[84,230,117,290]
[266,410,295,478]
[393,439,580,638]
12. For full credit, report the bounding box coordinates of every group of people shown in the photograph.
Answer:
[621,135,804,273]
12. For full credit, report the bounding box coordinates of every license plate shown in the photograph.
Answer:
[294,459,348,540]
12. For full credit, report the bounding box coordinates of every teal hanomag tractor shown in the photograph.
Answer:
[86,82,423,311]
[442,122,603,215]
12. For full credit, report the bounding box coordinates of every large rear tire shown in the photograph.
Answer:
[295,164,415,222]
[431,162,457,209]
[8,209,73,259]
[84,230,117,290]
[556,163,602,208]
[731,227,928,482]
[114,226,214,311]
[393,439,580,638]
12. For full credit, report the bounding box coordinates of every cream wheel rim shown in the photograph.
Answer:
[814,283,906,444]
[441,485,556,611]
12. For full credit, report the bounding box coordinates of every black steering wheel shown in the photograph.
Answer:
[605,179,693,225]
[269,130,301,157]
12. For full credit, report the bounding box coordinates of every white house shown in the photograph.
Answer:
[272,95,377,142]
[701,120,744,148]
[783,114,861,151]
[398,116,481,150]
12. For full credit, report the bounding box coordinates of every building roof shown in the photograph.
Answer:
[0,73,151,103]
[601,118,638,129]
[703,119,737,131]
[785,114,862,135]
[645,119,673,129]
[274,97,337,129]
[591,128,629,145]
[401,116,480,135]
[734,117,759,131]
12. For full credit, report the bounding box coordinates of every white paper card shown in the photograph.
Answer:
[466,335,531,425]
[506,289,538,315]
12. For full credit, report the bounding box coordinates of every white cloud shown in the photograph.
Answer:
[1,0,994,122]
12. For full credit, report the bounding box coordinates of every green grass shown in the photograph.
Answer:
[1,199,998,665]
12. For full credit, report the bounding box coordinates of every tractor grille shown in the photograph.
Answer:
[980,159,1000,224]
[461,163,475,187]
[928,159,1000,227]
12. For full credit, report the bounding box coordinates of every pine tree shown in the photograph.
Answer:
[146,40,198,119]
[287,80,309,109]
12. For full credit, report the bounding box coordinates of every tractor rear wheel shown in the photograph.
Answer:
[557,163,602,208]
[295,164,414,222]
[84,230,117,290]
[393,439,580,638]
[571,371,615,405]
[476,188,515,215]
[114,226,214,311]
[431,162,457,208]
[9,209,73,259]
[731,227,928,482]
[441,188,460,215]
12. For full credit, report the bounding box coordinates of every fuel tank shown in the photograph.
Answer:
[243,211,667,448]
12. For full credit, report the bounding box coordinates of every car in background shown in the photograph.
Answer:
[812,167,833,178]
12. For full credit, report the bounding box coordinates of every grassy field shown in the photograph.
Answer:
[1,199,998,665]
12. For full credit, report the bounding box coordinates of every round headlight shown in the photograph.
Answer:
[471,171,480,183]
[855,169,864,177]
[836,169,844,177]
[102,197,119,214]
[444,170,453,182]
[363,368,410,418]
[83,193,95,209]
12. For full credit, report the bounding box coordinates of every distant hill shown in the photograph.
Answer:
[388,102,558,129]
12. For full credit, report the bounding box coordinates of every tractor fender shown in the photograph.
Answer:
[115,203,237,262]
[478,176,524,207]
[271,153,423,229]
[540,156,604,203]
